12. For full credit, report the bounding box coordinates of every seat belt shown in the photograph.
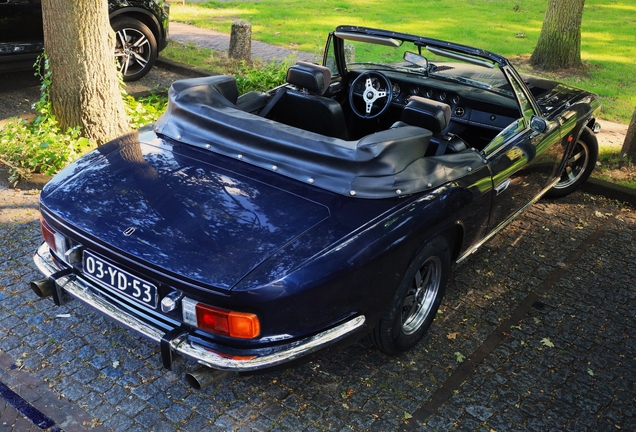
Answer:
[258,88,288,118]
[435,137,449,156]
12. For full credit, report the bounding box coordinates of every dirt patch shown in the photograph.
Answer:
[510,54,593,79]
[591,120,634,187]
[595,120,629,149]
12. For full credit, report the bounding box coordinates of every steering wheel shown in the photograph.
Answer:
[348,71,393,119]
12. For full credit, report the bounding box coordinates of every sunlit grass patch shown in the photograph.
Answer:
[170,0,636,123]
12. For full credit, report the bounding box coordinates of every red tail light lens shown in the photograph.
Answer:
[40,216,57,251]
[182,298,260,339]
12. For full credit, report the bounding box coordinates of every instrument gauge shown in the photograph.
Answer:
[392,82,401,99]
[439,92,447,102]
[452,95,460,105]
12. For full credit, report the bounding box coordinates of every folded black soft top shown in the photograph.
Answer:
[154,76,485,199]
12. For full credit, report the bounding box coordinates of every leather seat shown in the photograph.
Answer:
[400,96,468,155]
[261,62,348,140]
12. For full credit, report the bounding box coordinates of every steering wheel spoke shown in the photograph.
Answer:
[349,71,393,119]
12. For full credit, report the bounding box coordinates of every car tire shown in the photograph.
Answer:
[111,17,157,82]
[545,127,598,199]
[369,236,450,355]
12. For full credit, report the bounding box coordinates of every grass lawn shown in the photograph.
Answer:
[168,0,636,124]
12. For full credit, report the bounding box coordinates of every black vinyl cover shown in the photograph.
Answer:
[154,76,486,199]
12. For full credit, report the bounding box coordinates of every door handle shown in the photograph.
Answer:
[495,179,511,196]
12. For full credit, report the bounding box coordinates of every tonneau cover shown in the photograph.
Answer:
[154,76,485,198]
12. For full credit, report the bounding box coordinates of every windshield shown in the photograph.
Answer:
[328,35,514,97]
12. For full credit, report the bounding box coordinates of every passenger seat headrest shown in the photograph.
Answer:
[286,61,332,95]
[402,96,451,134]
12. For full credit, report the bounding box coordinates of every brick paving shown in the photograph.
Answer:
[169,22,319,64]
[0,182,634,431]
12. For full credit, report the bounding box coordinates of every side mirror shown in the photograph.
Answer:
[530,116,547,134]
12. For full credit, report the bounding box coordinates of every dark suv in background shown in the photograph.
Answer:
[0,0,169,81]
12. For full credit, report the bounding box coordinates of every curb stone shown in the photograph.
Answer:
[581,177,636,207]
[155,57,213,79]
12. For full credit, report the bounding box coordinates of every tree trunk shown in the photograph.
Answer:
[622,107,636,160]
[530,0,585,70]
[41,0,129,144]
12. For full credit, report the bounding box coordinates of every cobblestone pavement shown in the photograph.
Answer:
[0,183,634,431]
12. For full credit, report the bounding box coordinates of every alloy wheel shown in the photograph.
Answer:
[401,256,442,335]
[555,139,590,189]
[114,28,151,78]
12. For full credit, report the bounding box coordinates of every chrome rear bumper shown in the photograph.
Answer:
[33,243,366,372]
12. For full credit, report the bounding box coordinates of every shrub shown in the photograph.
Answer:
[0,54,169,185]
[235,57,293,94]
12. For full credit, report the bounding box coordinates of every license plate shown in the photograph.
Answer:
[83,251,158,309]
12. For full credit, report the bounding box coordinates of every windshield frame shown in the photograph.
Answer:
[327,26,516,99]
[332,25,510,68]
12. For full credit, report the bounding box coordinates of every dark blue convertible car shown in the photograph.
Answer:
[32,26,601,388]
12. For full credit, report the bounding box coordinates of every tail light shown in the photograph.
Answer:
[40,216,60,251]
[40,216,56,250]
[40,216,69,257]
[182,298,260,339]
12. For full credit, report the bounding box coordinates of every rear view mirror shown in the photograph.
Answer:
[404,51,428,70]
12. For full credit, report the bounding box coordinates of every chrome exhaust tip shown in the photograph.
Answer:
[30,278,54,298]
[185,367,231,390]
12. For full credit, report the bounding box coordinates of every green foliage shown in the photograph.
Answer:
[235,57,293,94]
[162,41,292,94]
[0,53,169,184]
[124,93,168,129]
[0,54,92,185]
[0,117,90,185]
[170,0,636,123]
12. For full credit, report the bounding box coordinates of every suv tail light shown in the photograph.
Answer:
[182,298,260,339]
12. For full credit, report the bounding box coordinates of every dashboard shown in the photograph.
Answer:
[350,71,521,132]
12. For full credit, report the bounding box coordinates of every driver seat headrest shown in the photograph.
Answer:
[286,61,332,96]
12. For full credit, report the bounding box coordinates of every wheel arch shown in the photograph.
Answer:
[109,8,162,44]
[410,221,464,266]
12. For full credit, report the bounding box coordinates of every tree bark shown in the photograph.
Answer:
[530,0,585,70]
[41,0,129,144]
[622,107,636,159]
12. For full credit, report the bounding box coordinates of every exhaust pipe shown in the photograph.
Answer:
[30,278,55,298]
[30,268,74,305]
[185,367,231,390]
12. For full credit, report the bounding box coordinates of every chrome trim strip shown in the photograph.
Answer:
[33,243,366,372]
[456,178,559,264]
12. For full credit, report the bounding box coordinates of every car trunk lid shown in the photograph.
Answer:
[40,137,330,292]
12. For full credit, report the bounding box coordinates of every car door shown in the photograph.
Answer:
[483,67,564,232]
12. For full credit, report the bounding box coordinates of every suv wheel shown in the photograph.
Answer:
[112,17,157,81]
